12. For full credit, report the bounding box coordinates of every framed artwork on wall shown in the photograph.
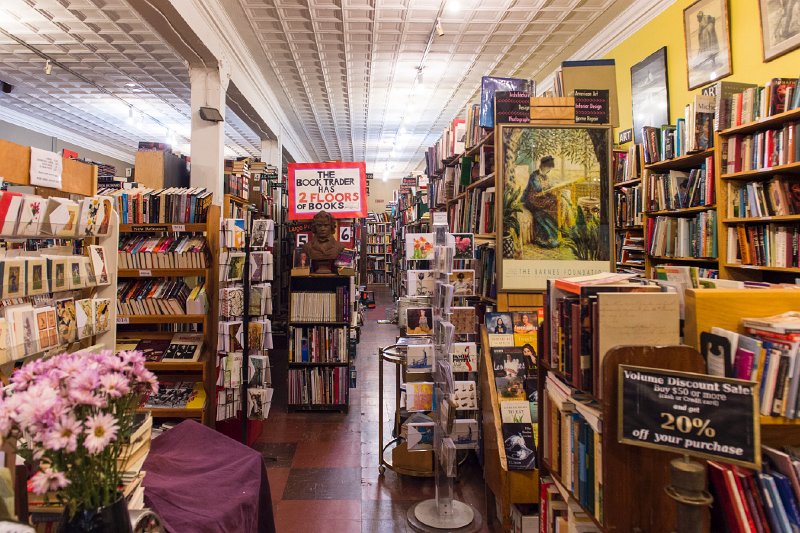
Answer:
[496,124,613,292]
[630,47,669,144]
[684,0,732,90]
[759,0,800,61]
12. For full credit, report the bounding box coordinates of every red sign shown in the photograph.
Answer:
[288,161,367,220]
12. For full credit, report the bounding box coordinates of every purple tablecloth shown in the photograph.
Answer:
[143,420,275,533]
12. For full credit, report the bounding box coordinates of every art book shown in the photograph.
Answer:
[407,422,434,450]
[405,233,434,260]
[54,298,77,345]
[485,312,514,347]
[134,339,171,363]
[93,298,110,333]
[407,270,436,297]
[452,233,475,259]
[406,382,433,411]
[452,419,479,449]
[512,310,541,349]
[162,333,203,362]
[451,307,476,335]
[492,347,527,401]
[406,343,433,373]
[450,342,478,372]
[453,381,478,410]
[501,400,536,470]
[75,298,94,339]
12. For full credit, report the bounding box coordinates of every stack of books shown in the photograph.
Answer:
[116,279,192,315]
[646,211,717,259]
[101,187,213,224]
[224,158,250,199]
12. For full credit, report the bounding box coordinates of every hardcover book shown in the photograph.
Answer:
[135,339,171,363]
[162,333,203,362]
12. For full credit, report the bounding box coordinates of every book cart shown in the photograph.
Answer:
[116,205,220,426]
[287,272,353,412]
[0,138,121,521]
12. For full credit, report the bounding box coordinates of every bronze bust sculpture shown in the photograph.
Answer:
[302,211,344,274]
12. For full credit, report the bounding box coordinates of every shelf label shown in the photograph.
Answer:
[117,317,130,324]
[139,269,152,277]
[574,89,609,124]
[172,224,185,232]
[618,365,760,468]
[432,211,448,226]
[618,128,633,144]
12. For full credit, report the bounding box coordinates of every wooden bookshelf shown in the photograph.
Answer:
[117,205,219,426]
[719,106,800,136]
[649,256,718,263]
[644,148,715,171]
[466,173,495,191]
[722,214,800,223]
[613,177,642,188]
[646,204,716,216]
[479,327,538,532]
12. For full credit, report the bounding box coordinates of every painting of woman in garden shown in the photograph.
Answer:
[499,125,611,290]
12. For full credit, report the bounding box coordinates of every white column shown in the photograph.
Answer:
[260,136,282,170]
[190,65,230,204]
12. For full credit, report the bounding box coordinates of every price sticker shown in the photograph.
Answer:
[117,317,130,325]
[139,269,152,277]
[172,224,186,232]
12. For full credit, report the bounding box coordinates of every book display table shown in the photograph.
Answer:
[143,420,275,533]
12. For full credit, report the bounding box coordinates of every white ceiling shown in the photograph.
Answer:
[0,0,261,166]
[225,0,633,178]
[0,0,656,177]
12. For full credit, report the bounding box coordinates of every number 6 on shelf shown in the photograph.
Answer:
[339,226,351,243]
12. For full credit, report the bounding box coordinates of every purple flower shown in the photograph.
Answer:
[84,413,118,454]
[30,467,69,495]
[100,373,130,398]
[44,415,81,453]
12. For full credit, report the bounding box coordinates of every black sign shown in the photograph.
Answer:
[574,89,609,124]
[618,365,760,468]
[129,225,176,233]
[495,91,530,124]
[366,173,373,180]
[618,128,633,144]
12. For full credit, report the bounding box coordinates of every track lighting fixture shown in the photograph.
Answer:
[44,59,52,75]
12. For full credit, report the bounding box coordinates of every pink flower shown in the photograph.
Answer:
[15,383,61,430]
[68,369,105,408]
[29,467,69,495]
[84,413,118,454]
[44,415,82,453]
[100,373,130,398]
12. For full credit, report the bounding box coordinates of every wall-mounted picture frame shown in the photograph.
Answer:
[630,47,669,144]
[759,0,800,61]
[497,123,613,292]
[684,0,732,90]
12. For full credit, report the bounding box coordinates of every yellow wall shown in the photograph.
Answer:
[605,0,800,138]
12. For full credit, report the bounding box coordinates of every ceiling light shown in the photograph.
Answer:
[44,60,52,75]
[381,173,388,182]
[399,127,407,136]
[126,83,137,88]
[126,106,134,125]
[445,0,461,13]
[435,18,444,37]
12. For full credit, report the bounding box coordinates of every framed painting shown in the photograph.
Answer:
[497,124,613,292]
[684,0,732,90]
[759,0,800,61]
[630,47,670,144]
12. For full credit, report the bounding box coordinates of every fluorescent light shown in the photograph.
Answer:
[445,0,461,13]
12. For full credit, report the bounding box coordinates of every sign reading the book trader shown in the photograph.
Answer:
[618,365,760,468]
[287,161,367,220]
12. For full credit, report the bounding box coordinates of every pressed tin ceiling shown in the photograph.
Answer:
[0,0,261,164]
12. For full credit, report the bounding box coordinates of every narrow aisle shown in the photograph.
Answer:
[259,286,490,532]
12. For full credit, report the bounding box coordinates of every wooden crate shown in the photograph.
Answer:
[0,139,97,196]
[134,150,189,189]
[530,97,574,125]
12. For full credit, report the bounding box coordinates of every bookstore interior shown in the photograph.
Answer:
[1,0,800,532]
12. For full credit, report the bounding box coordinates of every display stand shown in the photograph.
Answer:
[407,215,482,533]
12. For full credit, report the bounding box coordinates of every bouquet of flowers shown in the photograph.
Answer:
[0,350,157,516]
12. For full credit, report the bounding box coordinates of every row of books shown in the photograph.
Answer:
[708,448,800,533]
[0,297,111,362]
[116,279,198,316]
[723,122,800,174]
[646,211,718,259]
[727,224,800,268]
[448,187,496,235]
[366,235,391,244]
[366,245,390,255]
[717,77,800,131]
[288,367,348,406]
[727,178,800,219]
[289,289,350,323]
[614,185,642,228]
[542,374,602,523]
[116,333,203,363]
[367,212,390,223]
[289,326,348,363]
[100,187,213,224]
[645,162,715,212]
[0,246,110,298]
[0,191,113,238]
[612,144,641,184]
[118,235,209,269]
[367,270,389,284]
[224,158,251,200]
[615,232,644,267]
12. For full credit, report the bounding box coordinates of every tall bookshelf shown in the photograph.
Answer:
[116,206,220,426]
[716,106,800,281]
[287,274,353,411]
[641,148,718,277]
[366,216,392,285]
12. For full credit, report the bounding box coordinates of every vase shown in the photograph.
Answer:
[58,496,133,533]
